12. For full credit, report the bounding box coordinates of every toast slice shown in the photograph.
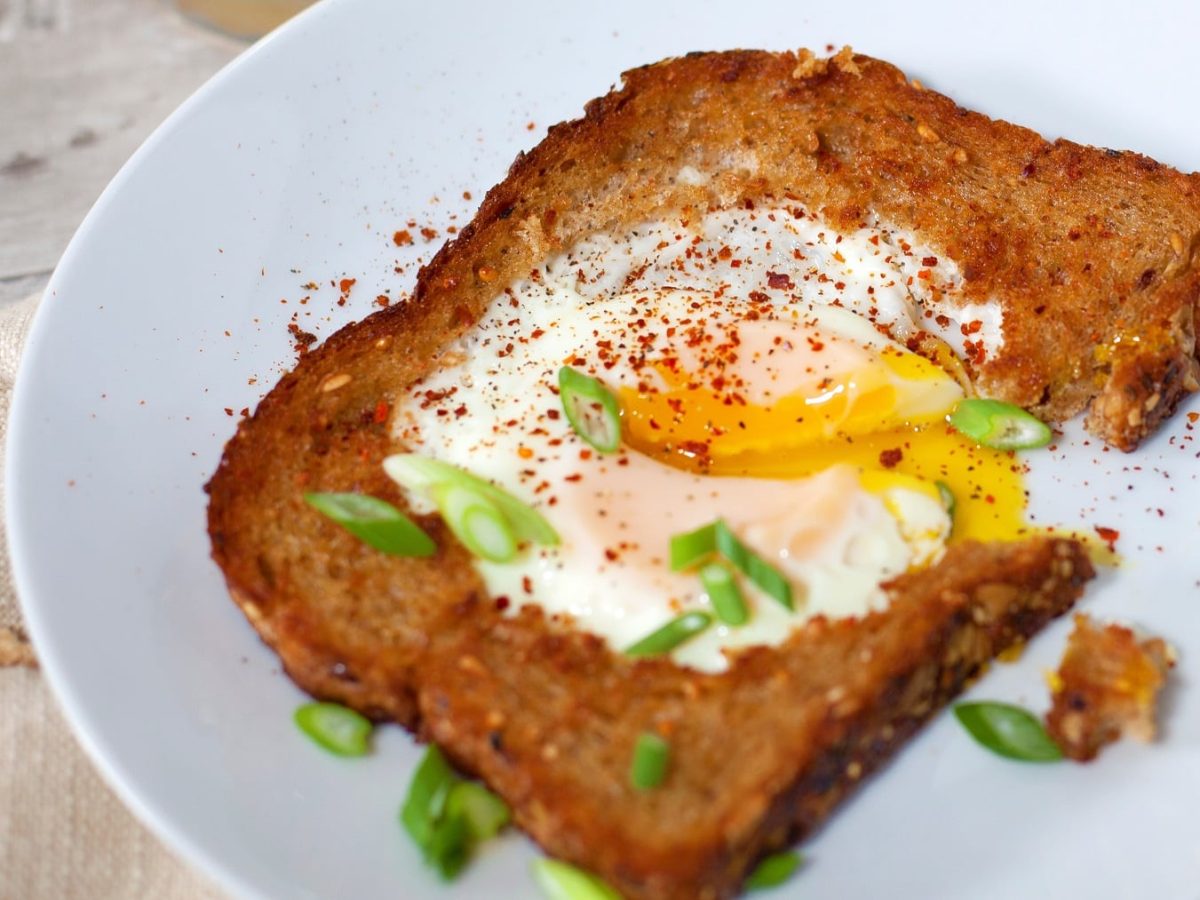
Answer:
[204,47,1199,896]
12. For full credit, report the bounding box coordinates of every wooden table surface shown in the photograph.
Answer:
[0,6,252,894]
[0,0,244,306]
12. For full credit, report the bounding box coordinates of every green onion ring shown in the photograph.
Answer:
[430,482,518,563]
[699,562,749,625]
[532,859,623,900]
[669,522,718,570]
[400,745,512,880]
[446,781,511,841]
[303,491,436,557]
[425,814,472,880]
[745,850,804,890]
[712,521,793,611]
[400,745,460,851]
[293,702,373,757]
[625,611,713,656]
[947,398,1052,450]
[669,520,793,611]
[557,365,622,453]
[383,454,559,548]
[630,732,671,791]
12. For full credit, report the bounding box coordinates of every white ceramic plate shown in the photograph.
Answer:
[10,0,1200,897]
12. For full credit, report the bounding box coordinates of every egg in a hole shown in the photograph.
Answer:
[389,203,1033,672]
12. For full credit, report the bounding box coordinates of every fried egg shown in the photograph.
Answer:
[392,204,1032,672]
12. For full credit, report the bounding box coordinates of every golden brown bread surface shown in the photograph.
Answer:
[380,46,1200,451]
[200,48,1191,896]
[417,539,1091,898]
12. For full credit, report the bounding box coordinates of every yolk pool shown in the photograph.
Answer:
[620,351,1031,546]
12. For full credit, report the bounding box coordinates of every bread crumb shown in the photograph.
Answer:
[791,45,860,80]
[831,45,861,76]
[791,48,820,79]
[917,123,941,144]
[1044,613,1175,761]
[517,215,550,258]
[320,373,353,393]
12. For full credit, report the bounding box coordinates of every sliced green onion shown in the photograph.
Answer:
[625,611,713,657]
[430,482,518,563]
[557,366,622,453]
[699,562,748,625]
[383,454,559,547]
[446,781,511,841]
[713,521,793,611]
[948,398,1052,450]
[745,850,803,890]
[400,745,512,880]
[401,745,461,851]
[532,859,622,900]
[935,480,956,519]
[953,701,1063,762]
[669,522,717,570]
[630,732,670,791]
[293,701,373,757]
[426,813,472,880]
[303,492,435,557]
[669,520,793,611]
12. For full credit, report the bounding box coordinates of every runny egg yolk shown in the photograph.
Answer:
[393,205,1048,671]
[617,303,1030,545]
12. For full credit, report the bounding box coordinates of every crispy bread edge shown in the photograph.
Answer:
[413,539,1092,899]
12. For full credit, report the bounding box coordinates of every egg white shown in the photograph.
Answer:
[391,205,995,671]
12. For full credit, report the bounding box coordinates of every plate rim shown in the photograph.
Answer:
[5,2,352,897]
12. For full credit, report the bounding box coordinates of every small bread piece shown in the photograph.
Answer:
[205,48,1136,897]
[1045,613,1175,762]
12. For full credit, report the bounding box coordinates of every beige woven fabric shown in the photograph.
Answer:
[0,293,36,640]
[0,294,224,900]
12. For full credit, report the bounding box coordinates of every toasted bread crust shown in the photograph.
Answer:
[205,49,1137,897]
[416,48,1200,449]
[416,539,1091,899]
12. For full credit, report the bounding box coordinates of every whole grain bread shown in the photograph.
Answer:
[203,48,1169,897]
